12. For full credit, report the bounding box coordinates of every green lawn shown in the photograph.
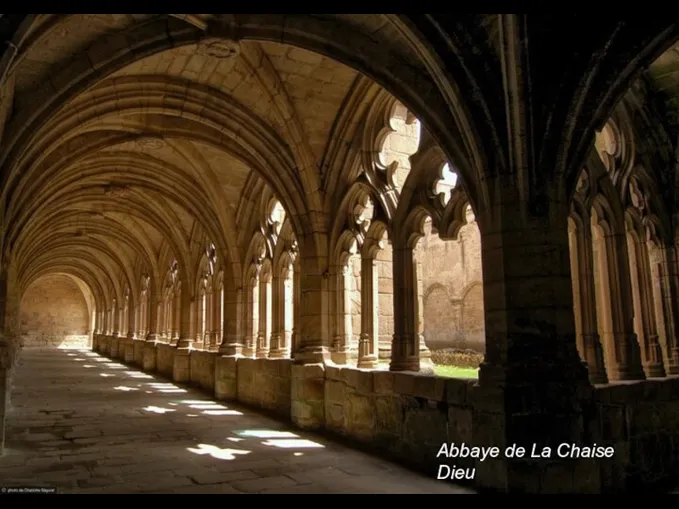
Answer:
[377,361,478,379]
[434,365,478,379]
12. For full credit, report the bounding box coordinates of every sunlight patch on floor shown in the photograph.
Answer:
[263,438,324,449]
[142,405,176,414]
[202,409,242,416]
[237,429,298,439]
[187,443,251,460]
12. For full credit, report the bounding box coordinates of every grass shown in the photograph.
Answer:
[434,364,478,379]
[377,361,479,379]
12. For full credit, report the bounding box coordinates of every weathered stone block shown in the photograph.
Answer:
[214,356,238,400]
[173,351,191,383]
[133,341,144,366]
[372,370,395,394]
[291,364,325,429]
[142,342,157,372]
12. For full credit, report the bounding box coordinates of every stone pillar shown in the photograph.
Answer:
[389,245,433,373]
[331,264,353,364]
[292,261,301,357]
[472,183,596,494]
[270,264,292,359]
[591,218,645,381]
[627,232,665,377]
[216,279,242,400]
[256,272,271,359]
[143,291,160,371]
[172,290,180,342]
[567,218,608,384]
[110,306,122,358]
[173,288,193,382]
[291,244,329,430]
[219,282,243,356]
[270,273,282,356]
[243,269,259,358]
[0,365,6,456]
[358,257,378,369]
[650,244,679,373]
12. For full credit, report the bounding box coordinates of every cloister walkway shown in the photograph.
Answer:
[0,348,473,494]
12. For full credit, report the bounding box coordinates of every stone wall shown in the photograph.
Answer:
[20,275,90,348]
[156,343,175,378]
[324,366,474,474]
[236,358,291,417]
[90,337,679,493]
[593,377,679,492]
[419,217,485,352]
[190,350,216,391]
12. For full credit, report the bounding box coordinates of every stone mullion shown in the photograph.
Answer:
[269,274,284,358]
[358,256,378,368]
[256,276,270,359]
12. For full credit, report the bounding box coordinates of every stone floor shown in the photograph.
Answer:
[0,348,475,494]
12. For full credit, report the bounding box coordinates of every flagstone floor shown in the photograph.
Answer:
[0,348,474,494]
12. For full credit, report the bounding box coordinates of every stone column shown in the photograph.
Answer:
[472,181,594,494]
[256,272,271,359]
[269,273,283,357]
[219,282,243,356]
[244,268,259,358]
[176,290,193,349]
[172,290,180,342]
[291,243,330,430]
[110,306,122,358]
[653,244,679,373]
[145,291,160,343]
[627,232,665,377]
[358,257,378,369]
[159,296,167,341]
[389,245,432,373]
[143,291,161,371]
[173,289,193,382]
[0,362,7,457]
[215,273,243,401]
[0,269,20,457]
[568,218,608,384]
[292,261,301,357]
[591,220,645,381]
[294,247,331,364]
[332,264,353,364]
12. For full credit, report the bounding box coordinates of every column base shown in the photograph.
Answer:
[643,362,666,378]
[294,345,330,364]
[473,353,596,493]
[331,348,353,365]
[357,355,378,369]
[269,348,290,359]
[256,349,269,359]
[607,368,646,382]
[389,355,419,372]
[145,333,159,343]
[219,342,243,356]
